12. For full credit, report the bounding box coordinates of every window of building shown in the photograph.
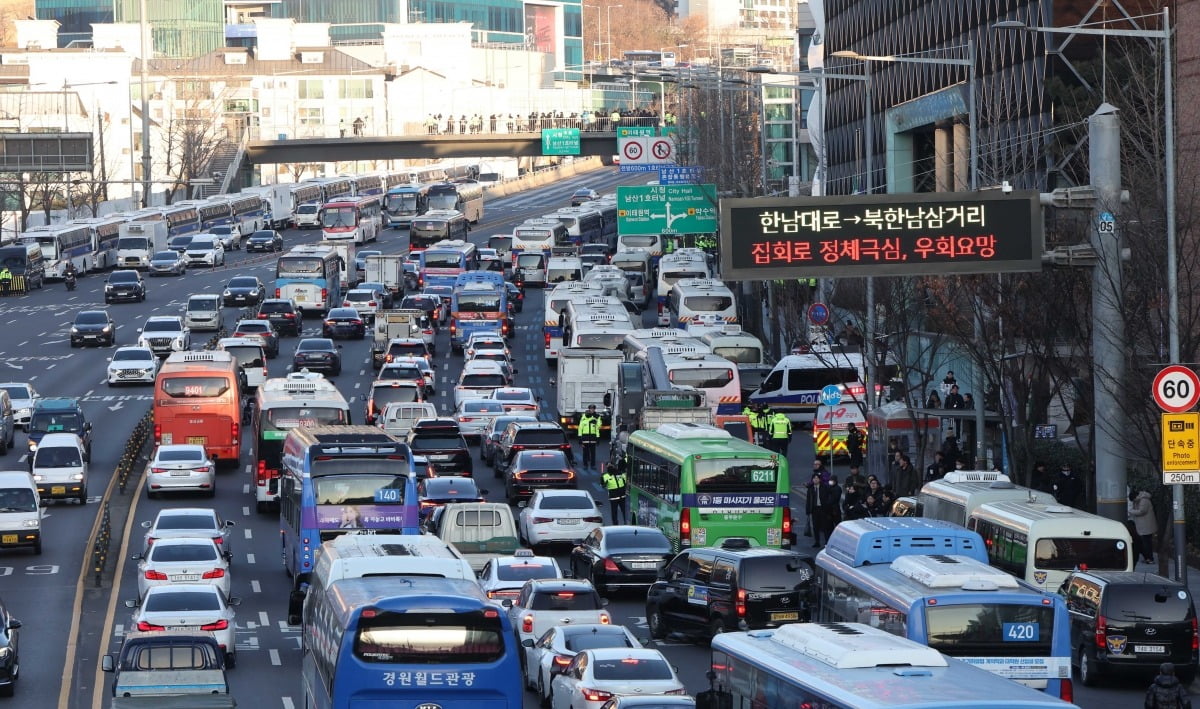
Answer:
[298,80,324,99]
[299,107,323,126]
[338,79,374,99]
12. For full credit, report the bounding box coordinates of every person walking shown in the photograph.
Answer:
[601,463,628,524]
[1145,662,1192,709]
[766,409,792,456]
[577,404,602,471]
[1130,488,1158,564]
[845,422,865,470]
[816,474,843,543]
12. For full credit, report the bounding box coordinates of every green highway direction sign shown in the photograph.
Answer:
[541,127,580,156]
[616,183,718,235]
[617,126,655,138]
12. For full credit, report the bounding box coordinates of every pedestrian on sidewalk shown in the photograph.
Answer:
[1130,488,1158,564]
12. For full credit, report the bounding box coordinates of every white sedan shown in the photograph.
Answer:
[523,624,643,704]
[519,490,602,549]
[134,536,230,599]
[551,648,685,709]
[490,387,540,416]
[106,346,159,386]
[126,584,241,666]
[479,549,561,603]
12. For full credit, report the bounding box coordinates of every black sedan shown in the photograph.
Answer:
[569,525,674,595]
[223,276,266,307]
[322,307,367,340]
[70,309,116,347]
[292,338,341,376]
[166,235,193,253]
[245,230,284,252]
[417,476,486,521]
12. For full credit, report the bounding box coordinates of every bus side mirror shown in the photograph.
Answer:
[101,655,115,673]
[602,392,612,408]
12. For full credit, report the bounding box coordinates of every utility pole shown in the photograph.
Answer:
[139,0,152,208]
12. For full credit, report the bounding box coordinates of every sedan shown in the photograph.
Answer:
[570,188,600,206]
[134,537,230,599]
[342,288,384,321]
[490,387,540,416]
[523,624,643,704]
[244,229,283,252]
[230,320,279,358]
[480,550,561,603]
[292,338,342,376]
[569,526,674,596]
[223,276,266,308]
[417,476,486,520]
[147,250,187,276]
[144,444,216,498]
[0,382,39,429]
[481,414,539,468]
[505,281,525,313]
[126,585,240,666]
[141,507,234,560]
[598,698,695,709]
[208,225,240,250]
[550,648,685,709]
[106,346,158,386]
[322,307,366,340]
[452,398,508,443]
[520,490,602,550]
[505,450,577,505]
[70,309,116,347]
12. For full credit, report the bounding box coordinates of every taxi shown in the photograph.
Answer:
[478,549,562,602]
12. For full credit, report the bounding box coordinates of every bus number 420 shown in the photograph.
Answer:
[1002,622,1039,642]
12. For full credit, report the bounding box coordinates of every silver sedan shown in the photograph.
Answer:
[452,398,508,443]
[145,445,216,498]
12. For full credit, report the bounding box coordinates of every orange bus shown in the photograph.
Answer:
[153,351,243,466]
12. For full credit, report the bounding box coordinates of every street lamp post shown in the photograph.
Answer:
[605,5,623,64]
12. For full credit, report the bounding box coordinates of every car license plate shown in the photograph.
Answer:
[1,534,16,545]
[559,518,580,525]
[771,612,799,622]
[1135,645,1167,653]
[630,562,658,570]
[51,486,66,495]
[168,625,194,631]
[171,574,201,581]
[187,436,206,445]
[170,470,190,477]
[296,294,307,302]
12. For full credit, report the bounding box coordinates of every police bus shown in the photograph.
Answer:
[655,248,711,325]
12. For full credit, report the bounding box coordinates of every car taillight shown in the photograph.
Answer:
[581,687,613,702]
[368,301,376,307]
[522,615,533,634]
[213,536,223,547]
[532,517,553,524]
[680,508,692,546]
[284,313,295,318]
[144,570,168,580]
[136,621,165,632]
[544,332,551,347]
[321,288,327,301]
[502,320,509,335]
[1192,617,1198,651]
[342,301,351,307]
[256,460,267,485]
[552,654,572,667]
[151,467,166,474]
[385,354,393,363]
[584,515,603,523]
[201,619,229,631]
[146,537,157,547]
[352,319,363,326]
[324,320,335,326]
[604,558,619,572]
[257,313,268,319]
[153,423,161,444]
[736,588,746,617]
[658,301,664,314]
[1060,679,1073,703]
[450,322,456,336]
[274,288,281,297]
[202,568,226,579]
[782,507,792,536]
[666,689,688,696]
[1095,615,1107,649]
[599,613,610,624]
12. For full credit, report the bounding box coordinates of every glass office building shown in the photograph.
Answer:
[36,0,223,57]
[36,0,114,47]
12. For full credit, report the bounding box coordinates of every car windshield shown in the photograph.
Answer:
[409,434,462,450]
[187,299,217,312]
[259,302,291,314]
[345,292,375,302]
[462,401,505,414]
[0,385,30,400]
[159,449,205,463]
[189,239,217,249]
[1105,586,1195,622]
[76,312,108,324]
[155,514,216,531]
[152,251,177,261]
[517,452,567,470]
[35,446,82,467]
[168,237,192,249]
[372,386,420,405]
[0,487,36,512]
[514,430,566,446]
[529,590,600,611]
[493,391,530,402]
[144,591,221,612]
[564,631,635,652]
[110,272,139,283]
[236,323,268,334]
[30,412,81,433]
[297,340,334,352]
[497,562,558,582]
[144,320,182,332]
[150,543,218,562]
[112,350,152,362]
[210,226,231,235]
[251,231,275,239]
[229,278,258,288]
[604,531,672,552]
[461,374,505,387]
[328,309,359,319]
[740,557,813,592]
[161,377,230,398]
[592,657,673,681]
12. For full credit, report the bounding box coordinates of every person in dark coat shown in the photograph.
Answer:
[842,481,869,521]
[1145,662,1192,709]
[816,475,843,543]
[845,422,865,470]
[944,384,965,409]
[1051,463,1083,507]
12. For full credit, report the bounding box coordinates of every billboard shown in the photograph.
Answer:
[718,191,1044,281]
[523,3,559,54]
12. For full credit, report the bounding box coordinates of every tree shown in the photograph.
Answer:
[158,88,230,204]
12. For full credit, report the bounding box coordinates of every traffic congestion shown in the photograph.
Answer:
[0,164,1166,709]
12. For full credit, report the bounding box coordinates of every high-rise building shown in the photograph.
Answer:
[115,0,225,58]
[35,0,115,47]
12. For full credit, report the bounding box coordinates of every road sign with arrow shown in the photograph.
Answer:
[616,183,718,235]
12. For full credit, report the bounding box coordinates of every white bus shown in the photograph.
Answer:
[551,206,603,245]
[616,233,663,261]
[667,278,738,329]
[655,248,711,325]
[543,282,610,361]
[917,471,1057,527]
[968,499,1133,591]
[622,328,711,361]
[558,296,636,350]
[219,193,267,237]
[661,351,742,415]
[20,223,93,277]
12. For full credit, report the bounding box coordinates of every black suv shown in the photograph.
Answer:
[645,540,815,642]
[407,419,472,476]
[70,310,116,347]
[104,270,146,303]
[0,595,20,697]
[256,299,301,336]
[493,421,573,476]
[1061,570,1198,685]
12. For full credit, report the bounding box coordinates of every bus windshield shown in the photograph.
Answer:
[266,407,347,428]
[925,603,1055,656]
[313,473,409,505]
[455,294,502,312]
[354,611,504,663]
[322,207,357,228]
[668,367,734,389]
[1034,538,1128,571]
[387,194,418,211]
[424,253,462,268]
[693,459,778,493]
[684,296,734,312]
[427,195,459,211]
[161,377,231,398]
[277,257,324,276]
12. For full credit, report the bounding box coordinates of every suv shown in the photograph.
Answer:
[184,235,225,267]
[230,319,279,358]
[104,269,146,303]
[69,310,116,347]
[1061,569,1198,685]
[256,299,301,337]
[644,540,815,642]
[407,419,472,476]
[495,421,573,473]
[505,578,610,649]
[27,397,92,461]
[137,316,191,357]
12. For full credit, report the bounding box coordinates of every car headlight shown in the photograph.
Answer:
[223,290,231,296]
[16,408,29,418]
[31,474,42,481]
[20,519,37,529]
[70,327,79,334]
[72,473,84,481]
[27,440,36,451]
[102,325,112,332]
[105,284,113,291]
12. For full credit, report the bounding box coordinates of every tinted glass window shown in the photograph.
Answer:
[30,412,82,433]
[188,299,218,312]
[372,387,420,405]
[1105,586,1194,621]
[297,341,334,352]
[605,531,671,552]
[1034,538,1129,571]
[497,563,559,582]
[159,449,205,463]
[379,366,423,380]
[515,430,567,446]
[156,514,216,530]
[591,657,673,680]
[410,435,463,450]
[355,611,503,663]
[530,590,601,611]
[144,321,181,332]
[143,591,221,612]
[229,278,258,287]
[112,350,152,361]
[161,377,231,398]
[76,312,108,324]
[259,302,292,314]
[224,347,264,368]
[461,374,505,387]
[924,604,1054,657]
[150,543,218,562]
[34,446,82,467]
[564,631,635,652]
[266,407,347,427]
[0,487,36,512]
[739,557,813,591]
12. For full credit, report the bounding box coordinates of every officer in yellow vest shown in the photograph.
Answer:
[601,463,628,524]
[742,404,761,444]
[767,410,793,456]
[578,404,603,471]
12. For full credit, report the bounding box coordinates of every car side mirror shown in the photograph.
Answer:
[228,597,242,607]
[140,521,151,529]
[225,520,236,527]
[512,368,519,375]
[101,655,115,672]
[124,599,140,608]
[131,553,143,560]
[6,619,19,630]
[602,392,612,407]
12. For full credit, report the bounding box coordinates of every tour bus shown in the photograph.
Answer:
[661,350,742,415]
[152,351,243,467]
[286,182,325,227]
[383,183,430,228]
[301,577,522,709]
[252,371,351,513]
[611,248,653,301]
[221,193,268,236]
[543,282,609,361]
[617,233,663,263]
[78,215,127,271]
[558,296,637,350]
[703,623,1079,709]
[668,278,738,329]
[275,245,342,316]
[449,278,509,351]
[551,206,603,245]
[409,209,470,252]
[427,181,484,223]
[656,248,712,325]
[351,173,384,197]
[511,218,566,267]
[418,239,477,290]
[916,471,1057,527]
[190,198,235,233]
[21,223,95,278]
[591,200,619,246]
[749,344,870,424]
[623,423,791,550]
[316,177,354,202]
[158,203,203,238]
[968,500,1134,592]
[622,328,711,361]
[320,195,381,244]
[279,426,419,598]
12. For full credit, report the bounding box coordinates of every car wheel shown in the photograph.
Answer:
[225,651,236,669]
[207,485,217,498]
[256,500,270,514]
[709,616,725,640]
[78,487,87,504]
[537,676,550,708]
[647,606,667,639]
[69,340,77,348]
[32,538,41,556]
[1078,646,1099,686]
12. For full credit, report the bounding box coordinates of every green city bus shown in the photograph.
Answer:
[623,423,791,550]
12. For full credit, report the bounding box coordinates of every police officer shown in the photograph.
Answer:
[767,410,792,455]
[742,403,760,443]
[601,463,628,524]
[578,404,602,471]
[0,266,11,295]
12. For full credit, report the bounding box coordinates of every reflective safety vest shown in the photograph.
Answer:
[769,413,792,439]
[602,470,627,491]
[579,414,602,437]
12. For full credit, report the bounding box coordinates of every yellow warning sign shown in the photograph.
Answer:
[1162,412,1200,473]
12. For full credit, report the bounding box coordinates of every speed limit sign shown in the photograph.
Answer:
[1152,365,1200,413]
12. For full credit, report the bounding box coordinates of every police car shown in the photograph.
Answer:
[478,549,562,602]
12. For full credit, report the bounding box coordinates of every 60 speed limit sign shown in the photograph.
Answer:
[1152,365,1200,413]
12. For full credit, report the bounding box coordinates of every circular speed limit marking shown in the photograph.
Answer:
[1152,365,1200,413]
[622,141,643,162]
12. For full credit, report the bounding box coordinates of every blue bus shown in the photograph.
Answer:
[383,184,430,228]
[276,245,342,316]
[77,215,127,271]
[279,426,420,602]
[450,276,508,351]
[419,239,478,290]
[158,203,202,238]
[302,576,523,709]
[815,519,1073,701]
[701,623,1081,709]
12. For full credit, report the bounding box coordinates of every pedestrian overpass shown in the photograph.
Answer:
[244,131,623,165]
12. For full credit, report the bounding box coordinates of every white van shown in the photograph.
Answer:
[0,470,41,554]
[377,402,439,438]
[30,432,88,504]
[183,294,223,332]
[430,501,521,572]
[216,337,268,390]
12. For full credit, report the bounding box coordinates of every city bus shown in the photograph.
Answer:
[320,195,381,244]
[158,203,202,238]
[968,500,1133,592]
[427,181,484,223]
[702,623,1079,709]
[279,425,419,595]
[252,371,351,514]
[661,350,742,415]
[408,209,470,252]
[78,215,127,271]
[543,282,609,361]
[418,239,477,290]
[152,351,243,467]
[623,423,791,550]
[275,245,342,316]
[20,223,95,278]
[301,576,522,709]
[449,278,509,352]
[552,206,603,246]
[656,248,711,325]
[382,183,430,228]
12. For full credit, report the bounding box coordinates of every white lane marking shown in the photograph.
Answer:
[259,611,269,627]
[244,527,253,540]
[269,649,281,666]
[282,698,296,709]
[251,579,261,593]
[245,464,252,474]
[247,553,256,564]
[242,506,250,516]
[243,483,250,494]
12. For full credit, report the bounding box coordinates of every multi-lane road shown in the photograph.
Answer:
[0,165,1141,709]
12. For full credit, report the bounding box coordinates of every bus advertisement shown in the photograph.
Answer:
[320,195,381,245]
[152,351,243,466]
[383,184,430,228]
